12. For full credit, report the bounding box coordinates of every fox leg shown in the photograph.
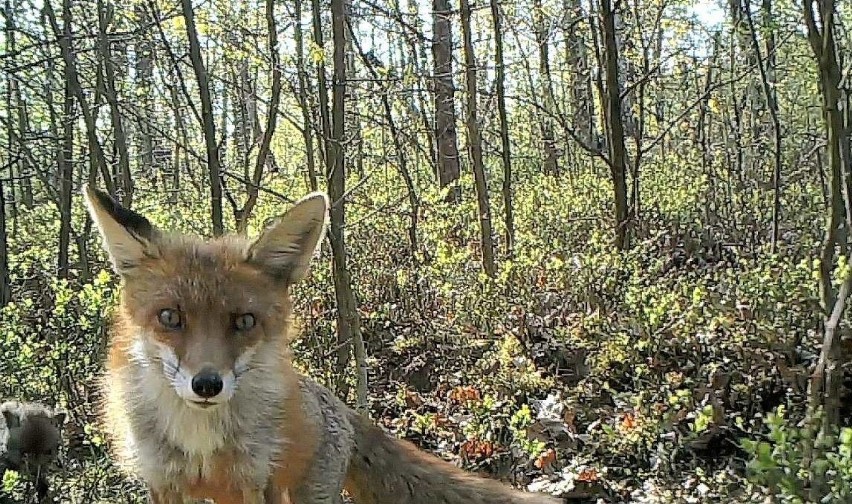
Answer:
[35,472,50,503]
[148,487,189,504]
[240,487,267,504]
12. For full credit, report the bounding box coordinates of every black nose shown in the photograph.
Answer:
[191,369,223,398]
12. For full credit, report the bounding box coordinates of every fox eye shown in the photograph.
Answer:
[158,309,182,329]
[234,313,256,331]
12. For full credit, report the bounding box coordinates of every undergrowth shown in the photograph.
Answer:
[1,165,849,503]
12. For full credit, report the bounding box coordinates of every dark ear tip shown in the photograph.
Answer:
[85,185,118,211]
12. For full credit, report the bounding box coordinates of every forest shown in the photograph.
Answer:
[1,0,852,501]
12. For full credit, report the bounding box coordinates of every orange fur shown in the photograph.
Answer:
[86,187,558,504]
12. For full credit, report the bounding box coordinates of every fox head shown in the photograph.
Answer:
[83,186,329,411]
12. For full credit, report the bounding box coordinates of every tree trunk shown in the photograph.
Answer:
[312,0,332,173]
[45,0,114,197]
[491,0,514,257]
[295,0,318,191]
[0,147,10,305]
[744,0,782,253]
[235,0,282,233]
[432,0,461,201]
[565,0,597,153]
[327,0,368,412]
[460,0,496,277]
[600,0,630,250]
[802,1,847,500]
[180,0,224,236]
[56,0,75,279]
[98,0,134,207]
[533,0,559,175]
[134,3,155,176]
[353,33,420,258]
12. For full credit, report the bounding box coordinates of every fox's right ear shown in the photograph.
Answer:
[82,185,159,275]
[2,408,20,428]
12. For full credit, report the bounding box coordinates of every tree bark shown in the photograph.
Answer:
[432,0,461,201]
[295,0,318,191]
[98,0,134,207]
[802,1,846,500]
[180,0,224,236]
[328,0,368,412]
[235,0,282,233]
[565,0,597,152]
[56,0,75,280]
[533,0,559,175]
[600,0,630,250]
[460,0,496,277]
[491,0,514,257]
[0,147,10,305]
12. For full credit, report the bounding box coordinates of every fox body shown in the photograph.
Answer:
[84,187,559,504]
[0,400,65,501]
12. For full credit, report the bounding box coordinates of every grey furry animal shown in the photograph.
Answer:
[0,400,66,502]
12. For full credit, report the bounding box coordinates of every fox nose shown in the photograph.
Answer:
[191,368,224,398]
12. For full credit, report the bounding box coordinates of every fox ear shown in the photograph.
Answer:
[52,409,67,426]
[2,408,20,428]
[82,185,159,274]
[247,192,329,283]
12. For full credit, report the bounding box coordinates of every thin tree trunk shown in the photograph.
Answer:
[0,147,10,305]
[352,32,420,258]
[328,0,368,412]
[312,0,332,173]
[600,0,630,250]
[235,0,282,233]
[44,0,115,197]
[533,0,559,175]
[744,0,782,252]
[460,0,496,277]
[56,0,75,279]
[565,0,597,153]
[180,0,223,236]
[98,0,134,207]
[295,0,318,191]
[491,0,514,257]
[802,1,846,500]
[432,0,461,201]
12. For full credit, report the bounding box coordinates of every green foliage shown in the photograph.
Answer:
[742,406,852,503]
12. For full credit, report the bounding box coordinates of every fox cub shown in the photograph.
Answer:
[83,186,560,504]
[0,400,65,502]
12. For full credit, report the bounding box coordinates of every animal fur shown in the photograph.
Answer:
[84,186,560,504]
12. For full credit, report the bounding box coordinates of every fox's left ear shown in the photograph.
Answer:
[52,409,67,426]
[247,192,329,283]
[2,408,20,428]
[82,185,160,275]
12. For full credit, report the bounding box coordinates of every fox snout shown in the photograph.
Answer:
[191,367,225,398]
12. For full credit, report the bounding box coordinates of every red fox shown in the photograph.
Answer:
[83,186,560,504]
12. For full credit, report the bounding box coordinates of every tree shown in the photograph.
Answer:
[0,160,9,305]
[231,0,283,233]
[460,0,496,277]
[533,0,559,175]
[97,0,133,207]
[294,0,318,191]
[491,0,514,256]
[54,0,76,279]
[180,0,224,236]
[802,0,849,500]
[743,0,782,253]
[328,0,368,411]
[599,0,630,250]
[432,0,461,201]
